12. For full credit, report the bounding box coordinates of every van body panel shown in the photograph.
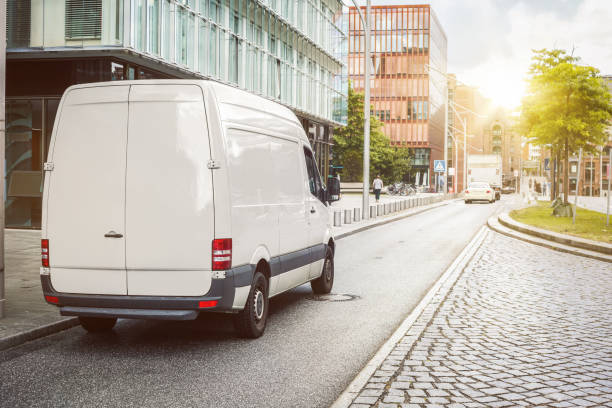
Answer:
[125,84,213,296]
[202,87,232,240]
[225,128,280,268]
[127,270,212,296]
[45,85,129,294]
[50,268,128,296]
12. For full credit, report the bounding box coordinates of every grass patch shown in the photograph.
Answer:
[510,201,612,243]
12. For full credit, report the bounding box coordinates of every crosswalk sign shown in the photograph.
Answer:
[434,160,446,173]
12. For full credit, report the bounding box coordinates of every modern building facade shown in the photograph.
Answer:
[5,0,348,228]
[347,5,447,186]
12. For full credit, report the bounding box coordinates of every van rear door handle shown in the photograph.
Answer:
[310,208,316,213]
[104,231,123,238]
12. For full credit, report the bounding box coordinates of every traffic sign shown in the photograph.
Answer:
[434,160,446,173]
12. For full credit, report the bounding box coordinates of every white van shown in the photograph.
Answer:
[40,80,340,338]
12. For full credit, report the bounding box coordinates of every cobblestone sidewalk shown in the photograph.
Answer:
[349,231,612,408]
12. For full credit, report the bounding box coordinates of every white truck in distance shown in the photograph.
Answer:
[467,154,502,200]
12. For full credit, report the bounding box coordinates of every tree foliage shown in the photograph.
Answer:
[520,49,612,205]
[333,86,411,183]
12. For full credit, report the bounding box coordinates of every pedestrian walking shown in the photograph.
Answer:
[373,175,383,203]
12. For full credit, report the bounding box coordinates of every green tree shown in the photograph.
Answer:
[333,86,411,183]
[521,49,612,210]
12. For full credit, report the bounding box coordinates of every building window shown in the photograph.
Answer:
[7,0,31,47]
[209,25,218,77]
[65,0,103,40]
[111,62,125,80]
[148,0,161,55]
[229,35,239,84]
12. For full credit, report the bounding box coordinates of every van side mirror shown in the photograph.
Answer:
[326,177,341,202]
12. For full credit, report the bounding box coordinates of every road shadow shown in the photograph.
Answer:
[46,286,316,353]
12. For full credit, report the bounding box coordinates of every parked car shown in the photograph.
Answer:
[464,182,495,204]
[40,80,340,338]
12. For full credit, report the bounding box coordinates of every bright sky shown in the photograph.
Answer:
[366,0,612,109]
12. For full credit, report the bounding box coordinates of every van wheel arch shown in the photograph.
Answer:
[327,239,335,256]
[255,259,271,283]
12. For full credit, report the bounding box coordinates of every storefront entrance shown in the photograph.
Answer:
[5,98,60,228]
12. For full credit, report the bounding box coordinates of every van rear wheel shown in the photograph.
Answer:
[311,247,334,294]
[234,271,269,339]
[78,316,117,332]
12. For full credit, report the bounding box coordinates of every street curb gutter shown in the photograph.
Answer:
[488,216,612,264]
[330,226,489,408]
[0,317,79,352]
[335,200,456,240]
[0,199,455,353]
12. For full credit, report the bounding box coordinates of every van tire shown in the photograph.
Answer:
[234,271,269,339]
[78,316,117,332]
[311,247,334,294]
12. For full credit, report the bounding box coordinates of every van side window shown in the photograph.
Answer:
[303,147,322,199]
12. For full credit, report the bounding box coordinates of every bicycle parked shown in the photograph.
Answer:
[386,182,417,196]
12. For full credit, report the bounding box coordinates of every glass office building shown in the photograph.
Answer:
[5,0,347,228]
[347,5,447,186]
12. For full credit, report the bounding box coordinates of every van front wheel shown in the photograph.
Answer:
[234,272,269,339]
[311,247,334,294]
[78,316,117,332]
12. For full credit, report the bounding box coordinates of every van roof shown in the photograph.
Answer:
[65,79,304,133]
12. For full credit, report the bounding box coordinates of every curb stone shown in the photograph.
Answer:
[0,317,79,352]
[499,212,612,255]
[488,216,612,263]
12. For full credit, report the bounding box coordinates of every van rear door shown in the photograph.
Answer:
[45,85,129,295]
[125,84,214,296]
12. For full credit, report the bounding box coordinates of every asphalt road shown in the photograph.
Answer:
[0,196,517,408]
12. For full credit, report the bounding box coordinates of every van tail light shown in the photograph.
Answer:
[465,190,469,194]
[486,190,491,193]
[45,295,59,304]
[199,300,218,308]
[41,239,50,267]
[212,239,232,270]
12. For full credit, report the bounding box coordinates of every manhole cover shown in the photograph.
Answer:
[307,293,359,302]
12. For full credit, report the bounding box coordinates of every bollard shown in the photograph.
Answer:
[354,207,361,222]
[370,205,376,218]
[385,203,390,214]
[333,210,342,227]
[377,204,383,216]
[344,209,352,224]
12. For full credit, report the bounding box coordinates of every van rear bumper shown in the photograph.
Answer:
[40,271,244,319]
[60,306,199,320]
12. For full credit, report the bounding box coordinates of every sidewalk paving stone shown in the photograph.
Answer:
[345,230,612,408]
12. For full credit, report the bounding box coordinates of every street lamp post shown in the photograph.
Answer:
[448,103,468,191]
[0,0,6,318]
[350,1,371,219]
